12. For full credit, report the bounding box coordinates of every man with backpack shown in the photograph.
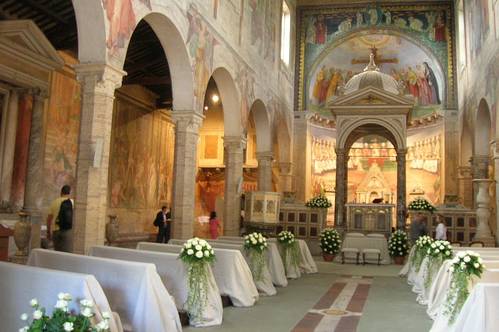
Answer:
[46,185,73,252]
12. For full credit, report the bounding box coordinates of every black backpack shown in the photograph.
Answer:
[57,199,73,231]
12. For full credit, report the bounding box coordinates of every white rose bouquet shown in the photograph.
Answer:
[305,194,332,208]
[243,232,268,281]
[444,251,485,324]
[19,293,111,332]
[408,198,436,213]
[319,229,342,255]
[388,230,409,257]
[277,231,301,271]
[411,235,434,272]
[424,240,453,290]
[179,237,215,322]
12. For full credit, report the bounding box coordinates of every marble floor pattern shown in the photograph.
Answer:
[185,261,432,332]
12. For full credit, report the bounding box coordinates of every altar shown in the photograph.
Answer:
[345,203,394,236]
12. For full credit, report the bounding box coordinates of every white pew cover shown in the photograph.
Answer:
[27,249,181,332]
[89,245,223,327]
[137,242,261,304]
[0,262,121,332]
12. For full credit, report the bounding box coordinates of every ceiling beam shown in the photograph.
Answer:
[18,0,69,25]
[123,76,172,85]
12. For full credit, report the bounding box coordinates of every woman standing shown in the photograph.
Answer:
[209,211,221,239]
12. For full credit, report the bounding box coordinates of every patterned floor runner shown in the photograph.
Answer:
[292,276,372,332]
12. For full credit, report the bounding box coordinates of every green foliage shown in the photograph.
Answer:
[411,235,433,272]
[408,198,436,213]
[388,230,409,257]
[305,194,332,208]
[243,233,268,281]
[319,228,342,255]
[277,231,301,270]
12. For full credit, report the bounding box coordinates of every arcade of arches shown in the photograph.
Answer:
[1,0,499,331]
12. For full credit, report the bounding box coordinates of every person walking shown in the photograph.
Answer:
[154,206,171,243]
[435,214,447,240]
[409,213,428,244]
[209,211,221,239]
[46,185,73,252]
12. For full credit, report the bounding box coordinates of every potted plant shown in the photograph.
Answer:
[319,228,342,261]
[388,230,410,265]
[305,193,332,209]
[407,197,437,213]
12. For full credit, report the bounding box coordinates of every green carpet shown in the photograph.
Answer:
[184,261,432,331]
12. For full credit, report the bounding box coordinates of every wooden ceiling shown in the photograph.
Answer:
[0,1,173,108]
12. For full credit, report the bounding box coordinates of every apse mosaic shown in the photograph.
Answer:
[297,2,455,112]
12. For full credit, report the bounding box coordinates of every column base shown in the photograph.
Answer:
[472,235,496,247]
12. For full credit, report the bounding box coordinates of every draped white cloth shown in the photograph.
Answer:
[169,239,277,296]
[27,249,181,332]
[88,245,223,327]
[218,236,318,275]
[412,256,430,304]
[399,246,416,277]
[0,261,122,332]
[137,242,262,302]
[205,238,288,286]
[430,270,499,332]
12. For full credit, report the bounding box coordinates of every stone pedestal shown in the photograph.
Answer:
[257,151,273,192]
[72,63,125,254]
[458,166,473,208]
[24,90,47,251]
[171,110,204,239]
[472,179,496,247]
[471,155,489,208]
[223,135,246,236]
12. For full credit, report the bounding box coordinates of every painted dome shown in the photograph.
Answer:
[343,53,401,95]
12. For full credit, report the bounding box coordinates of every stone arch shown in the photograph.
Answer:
[337,118,405,152]
[249,99,271,153]
[475,98,492,156]
[139,13,194,111]
[306,27,447,106]
[211,67,242,137]
[71,0,107,63]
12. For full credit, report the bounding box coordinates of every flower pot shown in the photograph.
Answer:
[322,253,335,262]
[14,212,31,256]
[393,256,405,265]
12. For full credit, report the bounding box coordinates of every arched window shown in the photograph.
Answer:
[457,0,466,68]
[280,1,291,66]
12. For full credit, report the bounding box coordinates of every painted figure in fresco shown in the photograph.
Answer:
[393,16,408,28]
[356,11,364,27]
[423,62,440,104]
[312,66,326,104]
[314,15,327,44]
[337,18,352,34]
[384,10,392,25]
[434,12,446,42]
[102,0,136,55]
[367,7,379,25]
[326,69,342,100]
[408,15,424,32]
[416,64,432,106]
[250,0,265,48]
[406,67,419,102]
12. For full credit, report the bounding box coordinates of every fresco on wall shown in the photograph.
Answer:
[187,4,218,104]
[236,64,255,132]
[103,0,137,56]
[310,123,443,211]
[297,2,454,111]
[44,71,81,205]
[247,0,278,62]
[468,0,490,59]
[307,34,444,117]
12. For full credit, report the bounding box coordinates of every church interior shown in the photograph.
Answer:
[0,0,498,331]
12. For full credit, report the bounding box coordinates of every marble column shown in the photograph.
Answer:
[471,155,489,208]
[257,151,273,192]
[458,166,473,208]
[334,148,346,227]
[278,161,293,193]
[72,63,125,254]
[0,89,19,204]
[171,110,204,239]
[473,179,496,246]
[24,89,48,250]
[494,154,499,246]
[396,149,407,229]
[293,111,312,202]
[223,135,246,236]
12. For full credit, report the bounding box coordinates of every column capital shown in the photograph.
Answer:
[223,135,247,150]
[172,110,204,133]
[279,161,293,174]
[458,165,472,177]
[74,63,126,95]
[28,88,49,100]
[335,148,346,157]
[256,151,273,161]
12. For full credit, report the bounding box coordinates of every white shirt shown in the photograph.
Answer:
[435,222,446,240]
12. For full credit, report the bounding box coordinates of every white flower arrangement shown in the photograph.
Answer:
[444,251,485,324]
[411,235,434,272]
[277,231,295,246]
[178,237,216,323]
[388,230,409,257]
[408,198,436,213]
[319,228,342,255]
[19,293,110,332]
[305,194,332,208]
[243,232,268,281]
[277,231,301,271]
[424,240,453,290]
